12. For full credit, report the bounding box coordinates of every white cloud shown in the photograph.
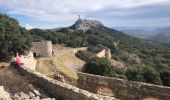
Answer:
[0,0,170,27]
[25,24,33,30]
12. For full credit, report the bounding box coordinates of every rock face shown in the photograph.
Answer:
[71,19,103,31]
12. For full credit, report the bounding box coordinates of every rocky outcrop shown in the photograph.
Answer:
[71,19,103,31]
[12,90,56,100]
[0,86,12,100]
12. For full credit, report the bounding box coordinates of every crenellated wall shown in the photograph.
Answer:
[77,72,170,100]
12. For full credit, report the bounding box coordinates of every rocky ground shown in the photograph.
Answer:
[0,66,56,100]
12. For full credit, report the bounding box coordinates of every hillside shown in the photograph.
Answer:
[119,26,170,44]
[120,28,154,38]
[151,27,170,44]
[30,19,170,86]
[0,13,32,61]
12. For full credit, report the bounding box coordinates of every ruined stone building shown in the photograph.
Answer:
[31,41,52,57]
[95,44,111,59]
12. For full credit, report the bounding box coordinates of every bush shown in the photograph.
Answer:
[0,14,32,61]
[126,64,162,85]
[83,57,116,76]
[160,70,170,86]
[75,50,96,62]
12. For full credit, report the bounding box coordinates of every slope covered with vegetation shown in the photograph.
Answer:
[1,13,169,86]
[30,23,170,86]
[0,14,32,61]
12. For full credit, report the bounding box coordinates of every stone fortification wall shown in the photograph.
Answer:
[17,67,117,100]
[77,72,170,100]
[96,44,111,59]
[73,47,88,53]
[31,41,52,57]
[96,49,106,58]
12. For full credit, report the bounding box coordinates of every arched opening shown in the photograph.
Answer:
[33,52,37,57]
[96,86,115,96]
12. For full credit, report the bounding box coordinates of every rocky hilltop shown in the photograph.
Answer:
[70,19,103,31]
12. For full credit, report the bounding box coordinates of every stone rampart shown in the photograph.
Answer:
[77,72,170,100]
[17,67,117,100]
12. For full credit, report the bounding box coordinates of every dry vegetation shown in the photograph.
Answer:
[36,45,85,79]
[0,67,33,94]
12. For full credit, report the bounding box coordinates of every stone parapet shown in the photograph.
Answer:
[18,67,117,100]
[77,72,170,100]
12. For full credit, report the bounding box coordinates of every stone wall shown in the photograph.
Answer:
[96,49,111,59]
[31,41,52,57]
[73,47,88,53]
[96,49,106,58]
[17,67,117,100]
[20,52,37,71]
[77,72,170,100]
[96,44,111,59]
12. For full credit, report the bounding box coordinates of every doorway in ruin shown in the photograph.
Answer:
[33,52,37,57]
[96,86,115,97]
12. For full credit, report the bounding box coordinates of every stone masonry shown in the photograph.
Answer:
[96,44,111,59]
[18,66,117,100]
[31,41,52,57]
[77,72,170,100]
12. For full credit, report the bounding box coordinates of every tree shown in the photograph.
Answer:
[126,64,162,85]
[160,70,170,86]
[0,13,32,61]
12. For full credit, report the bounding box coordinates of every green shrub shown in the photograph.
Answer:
[126,64,162,85]
[160,70,170,86]
[0,14,32,61]
[83,57,116,77]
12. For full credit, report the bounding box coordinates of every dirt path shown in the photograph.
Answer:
[36,46,85,79]
[53,46,85,71]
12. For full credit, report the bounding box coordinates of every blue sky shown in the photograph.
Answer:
[0,0,170,29]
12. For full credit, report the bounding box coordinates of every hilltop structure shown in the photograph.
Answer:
[31,41,52,57]
[70,17,103,31]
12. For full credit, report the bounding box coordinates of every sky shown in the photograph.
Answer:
[0,0,170,29]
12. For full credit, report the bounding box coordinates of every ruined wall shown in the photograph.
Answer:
[20,52,37,71]
[31,41,52,57]
[77,72,170,100]
[17,67,117,100]
[96,49,111,59]
[105,48,111,59]
[96,49,106,58]
[95,44,111,59]
[73,47,88,53]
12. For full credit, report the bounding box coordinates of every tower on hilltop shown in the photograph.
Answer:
[78,15,81,20]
